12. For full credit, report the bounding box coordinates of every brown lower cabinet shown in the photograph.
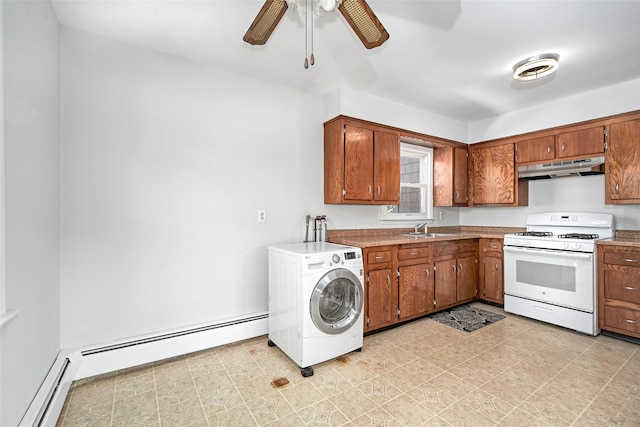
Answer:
[479,238,504,304]
[363,239,478,333]
[398,245,434,321]
[364,246,397,332]
[598,244,640,338]
[434,239,478,309]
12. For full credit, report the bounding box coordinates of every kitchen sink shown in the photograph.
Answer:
[401,233,456,238]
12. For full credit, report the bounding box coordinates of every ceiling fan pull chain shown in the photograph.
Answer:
[304,0,309,68]
[310,0,315,66]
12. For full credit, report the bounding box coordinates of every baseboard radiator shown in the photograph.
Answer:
[20,312,268,427]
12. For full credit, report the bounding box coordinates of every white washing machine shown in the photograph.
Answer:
[267,242,364,377]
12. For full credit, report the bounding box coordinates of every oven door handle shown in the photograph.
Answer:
[503,245,593,260]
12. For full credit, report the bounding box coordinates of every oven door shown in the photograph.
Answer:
[504,246,594,312]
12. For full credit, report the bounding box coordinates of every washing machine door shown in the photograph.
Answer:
[309,268,363,335]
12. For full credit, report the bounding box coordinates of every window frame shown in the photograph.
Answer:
[379,143,434,222]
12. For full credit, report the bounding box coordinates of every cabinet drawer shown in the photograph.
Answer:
[604,271,640,304]
[604,251,640,267]
[367,250,392,264]
[604,305,640,334]
[398,246,431,260]
[481,239,503,253]
[435,240,477,257]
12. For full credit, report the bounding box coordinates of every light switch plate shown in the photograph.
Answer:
[257,209,267,223]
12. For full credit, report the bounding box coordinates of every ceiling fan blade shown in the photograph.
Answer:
[338,0,389,49]
[243,0,289,45]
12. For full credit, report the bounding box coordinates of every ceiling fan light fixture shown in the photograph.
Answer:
[512,53,560,81]
[318,0,337,12]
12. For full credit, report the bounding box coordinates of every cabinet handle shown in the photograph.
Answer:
[456,191,460,200]
[496,263,499,270]
[387,275,390,285]
[506,190,512,200]
[489,245,498,249]
[561,143,566,151]
[368,185,372,194]
[377,185,381,195]
[623,286,638,291]
[547,145,551,153]
[411,251,418,255]
[615,183,620,194]
[623,259,639,263]
[452,264,456,272]
[624,319,638,324]
[375,256,384,260]
[459,263,463,273]
[426,269,430,278]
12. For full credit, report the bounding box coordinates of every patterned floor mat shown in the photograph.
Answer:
[429,304,505,332]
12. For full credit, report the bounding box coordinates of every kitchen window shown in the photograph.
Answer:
[380,143,433,221]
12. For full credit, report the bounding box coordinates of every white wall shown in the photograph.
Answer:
[325,86,469,142]
[1,2,60,426]
[59,28,329,348]
[459,175,640,230]
[469,79,640,142]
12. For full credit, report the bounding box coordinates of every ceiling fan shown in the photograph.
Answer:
[243,0,389,50]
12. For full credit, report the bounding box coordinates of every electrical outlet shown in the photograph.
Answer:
[439,211,445,220]
[257,209,267,223]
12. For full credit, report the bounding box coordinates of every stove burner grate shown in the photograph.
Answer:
[514,231,553,237]
[557,233,599,240]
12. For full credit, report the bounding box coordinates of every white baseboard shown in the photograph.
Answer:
[20,312,268,427]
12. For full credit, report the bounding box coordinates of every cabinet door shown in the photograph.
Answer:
[606,119,640,204]
[373,131,400,202]
[482,256,503,303]
[434,147,468,207]
[366,268,395,330]
[453,147,468,204]
[516,136,555,163]
[344,125,374,201]
[399,263,433,320]
[434,259,457,309]
[557,126,604,158]
[433,146,454,207]
[472,144,516,204]
[457,255,478,302]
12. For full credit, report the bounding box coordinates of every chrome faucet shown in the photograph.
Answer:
[414,222,430,234]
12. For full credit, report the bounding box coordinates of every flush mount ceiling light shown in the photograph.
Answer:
[512,53,560,81]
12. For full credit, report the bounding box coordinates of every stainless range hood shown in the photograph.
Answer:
[518,156,605,180]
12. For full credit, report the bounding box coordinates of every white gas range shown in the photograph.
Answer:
[503,212,614,336]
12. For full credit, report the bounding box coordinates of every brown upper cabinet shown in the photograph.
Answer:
[515,126,605,164]
[605,118,640,204]
[515,135,555,164]
[470,143,528,206]
[557,126,605,158]
[325,117,400,204]
[325,111,639,208]
[434,146,468,206]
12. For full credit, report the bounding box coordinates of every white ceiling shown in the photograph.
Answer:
[51,0,640,123]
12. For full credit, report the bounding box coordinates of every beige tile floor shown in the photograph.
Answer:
[56,303,640,426]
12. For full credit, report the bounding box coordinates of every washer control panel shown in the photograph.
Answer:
[304,249,362,272]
